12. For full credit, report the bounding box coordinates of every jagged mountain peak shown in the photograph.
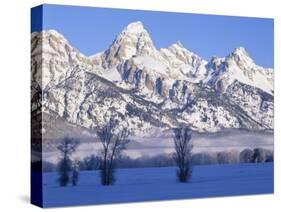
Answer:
[233,46,248,55]
[227,46,254,65]
[116,21,152,42]
[207,46,274,95]
[39,30,71,47]
[231,46,249,57]
[44,29,66,38]
[169,40,188,51]
[31,29,96,91]
[102,21,157,68]
[32,29,77,55]
[164,41,204,69]
[123,21,145,34]
[173,40,184,48]
[168,41,202,59]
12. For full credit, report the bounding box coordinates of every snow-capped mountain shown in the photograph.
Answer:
[31,21,274,136]
[207,47,274,95]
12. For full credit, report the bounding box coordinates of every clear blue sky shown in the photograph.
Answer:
[32,4,274,68]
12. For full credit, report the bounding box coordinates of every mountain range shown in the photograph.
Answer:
[31,21,274,137]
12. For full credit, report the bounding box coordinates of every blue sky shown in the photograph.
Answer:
[32,4,274,68]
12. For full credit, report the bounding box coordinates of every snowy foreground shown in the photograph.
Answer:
[43,163,273,207]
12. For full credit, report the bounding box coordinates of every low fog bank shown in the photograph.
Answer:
[42,129,273,164]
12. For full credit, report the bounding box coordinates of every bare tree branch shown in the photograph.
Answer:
[96,118,130,185]
[173,127,193,183]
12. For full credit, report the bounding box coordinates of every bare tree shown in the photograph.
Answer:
[240,149,254,163]
[57,137,80,186]
[81,155,101,170]
[71,160,79,186]
[173,127,193,183]
[217,151,238,164]
[96,119,130,185]
[252,148,266,163]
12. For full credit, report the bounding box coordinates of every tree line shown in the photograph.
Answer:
[41,147,273,173]
[54,118,273,187]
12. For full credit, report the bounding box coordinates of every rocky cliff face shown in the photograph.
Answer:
[31,21,274,136]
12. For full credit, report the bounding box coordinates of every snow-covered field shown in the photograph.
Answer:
[42,163,273,207]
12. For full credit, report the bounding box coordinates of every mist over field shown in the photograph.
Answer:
[42,129,273,163]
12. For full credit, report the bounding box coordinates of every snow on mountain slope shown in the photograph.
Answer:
[31,21,274,136]
[31,30,95,90]
[208,47,274,95]
[101,21,159,69]
[160,42,210,84]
